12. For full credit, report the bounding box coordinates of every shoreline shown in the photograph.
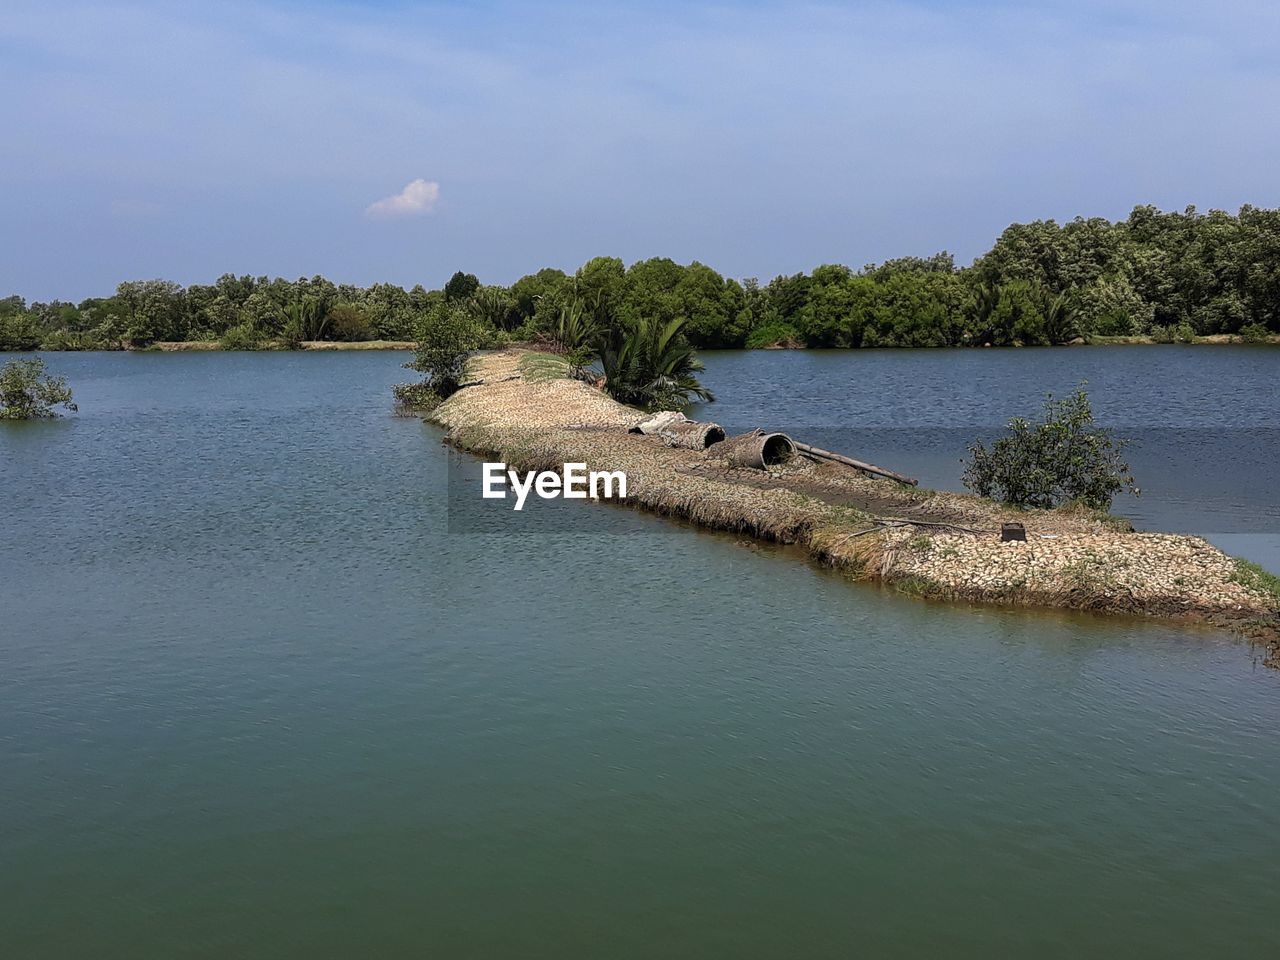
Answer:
[149,339,417,351]
[5,333,1279,353]
[749,332,1280,349]
[429,348,1280,664]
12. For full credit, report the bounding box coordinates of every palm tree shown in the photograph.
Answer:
[470,285,515,330]
[518,296,600,383]
[281,297,332,345]
[967,278,1002,344]
[1042,291,1082,344]
[595,315,714,410]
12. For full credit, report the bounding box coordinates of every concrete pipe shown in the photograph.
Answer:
[714,429,795,469]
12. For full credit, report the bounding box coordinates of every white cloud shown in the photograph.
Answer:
[365,178,440,218]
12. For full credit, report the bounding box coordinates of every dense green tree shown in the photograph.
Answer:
[859,272,967,347]
[7,203,1279,353]
[1074,274,1152,336]
[0,308,43,350]
[672,262,741,347]
[327,303,374,341]
[113,279,186,344]
[574,256,627,323]
[975,279,1045,346]
[444,271,480,303]
[510,268,569,326]
[766,272,812,322]
[795,266,860,346]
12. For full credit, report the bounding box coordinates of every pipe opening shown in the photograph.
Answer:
[760,432,794,465]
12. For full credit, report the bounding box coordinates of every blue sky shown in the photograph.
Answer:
[3,0,1278,300]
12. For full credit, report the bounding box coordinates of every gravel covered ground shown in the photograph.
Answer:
[431,349,1280,661]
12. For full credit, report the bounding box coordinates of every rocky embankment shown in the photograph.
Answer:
[430,349,1280,664]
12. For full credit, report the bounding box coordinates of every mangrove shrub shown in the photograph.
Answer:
[0,357,78,420]
[963,387,1136,510]
[395,303,490,411]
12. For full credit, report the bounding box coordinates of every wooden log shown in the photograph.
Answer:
[792,441,918,486]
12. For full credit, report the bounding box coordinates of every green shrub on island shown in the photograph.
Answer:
[1238,322,1271,343]
[963,386,1137,510]
[395,303,491,411]
[0,357,77,420]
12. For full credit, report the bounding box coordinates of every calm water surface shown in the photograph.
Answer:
[2,348,1279,958]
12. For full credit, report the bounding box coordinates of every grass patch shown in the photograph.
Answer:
[517,351,573,383]
[1059,553,1122,608]
[1054,499,1135,531]
[1231,558,1280,604]
[891,574,942,599]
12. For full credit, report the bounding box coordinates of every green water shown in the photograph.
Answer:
[2,350,1279,958]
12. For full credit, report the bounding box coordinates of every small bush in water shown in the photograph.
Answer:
[0,357,78,420]
[392,381,443,414]
[963,386,1136,510]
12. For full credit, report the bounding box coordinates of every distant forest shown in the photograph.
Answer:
[3,204,1279,351]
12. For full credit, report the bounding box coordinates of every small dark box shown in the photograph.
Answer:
[1001,522,1027,542]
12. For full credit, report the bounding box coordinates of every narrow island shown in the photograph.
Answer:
[428,347,1280,664]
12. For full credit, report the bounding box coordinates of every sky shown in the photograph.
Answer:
[3,0,1279,301]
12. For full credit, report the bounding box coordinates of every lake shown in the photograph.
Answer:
[2,347,1279,958]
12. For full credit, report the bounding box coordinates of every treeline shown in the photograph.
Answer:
[3,204,1279,352]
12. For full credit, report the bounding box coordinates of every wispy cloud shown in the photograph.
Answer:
[365,179,440,219]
